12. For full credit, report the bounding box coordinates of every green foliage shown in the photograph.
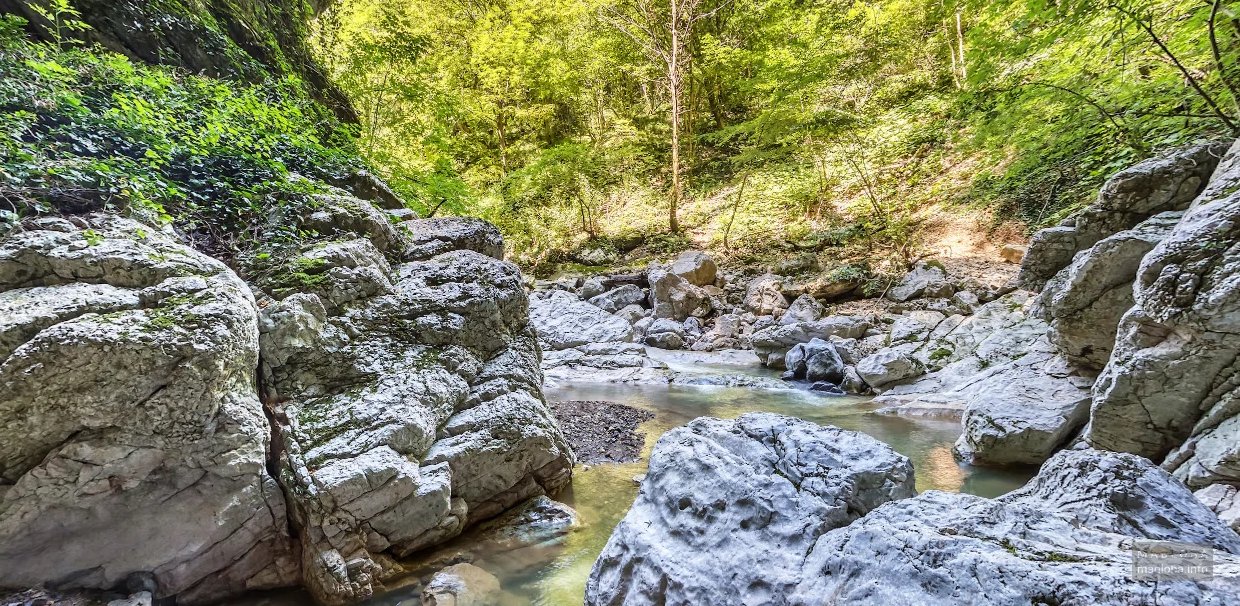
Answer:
[315,0,1236,270]
[0,17,362,259]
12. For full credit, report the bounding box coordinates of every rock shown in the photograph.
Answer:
[743,273,789,316]
[585,413,915,606]
[644,318,686,350]
[809,382,846,395]
[682,316,704,338]
[0,215,297,603]
[298,194,409,257]
[805,340,846,384]
[779,293,826,325]
[421,563,503,606]
[1004,449,1240,553]
[1195,484,1240,533]
[855,344,926,389]
[841,367,870,394]
[570,242,620,266]
[106,592,152,606]
[614,303,648,325]
[1088,139,1240,472]
[953,340,1095,466]
[690,313,746,352]
[588,283,646,313]
[751,316,871,368]
[999,243,1026,263]
[870,292,1048,415]
[795,449,1240,606]
[781,273,860,301]
[578,276,606,299]
[261,244,573,605]
[402,217,505,261]
[530,290,634,349]
[951,290,980,310]
[1018,142,1227,289]
[647,267,711,321]
[886,261,954,302]
[668,250,717,286]
[1038,211,1181,369]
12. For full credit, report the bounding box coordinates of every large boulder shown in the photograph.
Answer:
[1038,211,1182,369]
[644,318,686,350]
[751,316,871,368]
[585,413,915,606]
[588,283,646,313]
[1088,139,1240,470]
[783,338,846,384]
[0,216,297,603]
[260,226,573,604]
[1018,142,1226,289]
[855,344,926,389]
[743,273,789,316]
[647,267,711,321]
[886,261,954,302]
[953,339,1094,466]
[530,290,634,349]
[794,449,1240,605]
[668,250,717,286]
[779,293,826,325]
[401,217,505,261]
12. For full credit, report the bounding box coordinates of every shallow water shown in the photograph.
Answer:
[252,359,1034,606]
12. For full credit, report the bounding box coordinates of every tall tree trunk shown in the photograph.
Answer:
[955,8,967,84]
[668,0,682,233]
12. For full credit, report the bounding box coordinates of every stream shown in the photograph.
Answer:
[252,352,1034,605]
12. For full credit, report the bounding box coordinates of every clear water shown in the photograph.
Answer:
[247,364,1034,605]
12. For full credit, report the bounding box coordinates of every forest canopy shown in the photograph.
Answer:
[312,0,1237,273]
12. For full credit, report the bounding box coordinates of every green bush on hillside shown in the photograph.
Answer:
[0,14,363,259]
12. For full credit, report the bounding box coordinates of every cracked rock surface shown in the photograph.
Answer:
[260,220,573,605]
[586,414,1240,606]
[1088,139,1240,469]
[0,215,297,603]
[584,413,915,606]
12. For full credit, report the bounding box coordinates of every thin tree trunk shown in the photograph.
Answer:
[669,0,682,233]
[1209,0,1240,114]
[955,8,967,84]
[723,174,748,250]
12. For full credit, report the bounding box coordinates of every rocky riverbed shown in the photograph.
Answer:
[4,139,1240,606]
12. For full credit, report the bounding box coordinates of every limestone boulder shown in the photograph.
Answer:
[0,215,297,603]
[1088,139,1240,472]
[953,340,1094,466]
[588,283,645,313]
[886,261,954,302]
[743,273,789,316]
[855,344,926,389]
[795,449,1240,605]
[261,240,572,604]
[401,217,505,261]
[530,290,634,349]
[751,316,871,368]
[1018,142,1226,289]
[585,413,915,606]
[779,293,826,325]
[647,267,711,321]
[1038,211,1181,369]
[668,250,717,286]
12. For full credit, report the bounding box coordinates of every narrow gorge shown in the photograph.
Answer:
[2,1,1240,605]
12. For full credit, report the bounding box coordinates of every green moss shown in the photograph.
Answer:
[929,347,953,361]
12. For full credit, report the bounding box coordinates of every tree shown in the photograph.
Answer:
[603,0,727,233]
